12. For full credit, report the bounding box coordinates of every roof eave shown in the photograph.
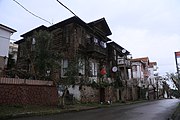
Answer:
[0,24,17,33]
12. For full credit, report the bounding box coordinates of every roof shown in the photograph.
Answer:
[49,16,112,39]
[18,16,112,43]
[175,51,180,57]
[88,18,112,36]
[130,58,146,66]
[132,57,149,62]
[14,39,25,44]
[48,16,88,31]
[149,62,157,67]
[150,62,157,65]
[107,41,130,55]
[21,25,47,37]
[131,57,150,66]
[0,24,17,33]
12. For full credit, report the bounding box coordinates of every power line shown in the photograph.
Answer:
[55,0,99,35]
[13,0,52,25]
[56,0,77,17]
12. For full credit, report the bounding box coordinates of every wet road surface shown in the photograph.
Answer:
[12,99,179,120]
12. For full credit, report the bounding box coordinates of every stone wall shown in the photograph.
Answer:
[80,86,99,103]
[105,86,117,102]
[80,86,117,103]
[0,84,58,106]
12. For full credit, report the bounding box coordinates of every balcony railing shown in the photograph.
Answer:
[87,44,107,56]
[117,58,131,67]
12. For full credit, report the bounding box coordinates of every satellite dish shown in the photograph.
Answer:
[122,49,126,53]
[112,66,118,72]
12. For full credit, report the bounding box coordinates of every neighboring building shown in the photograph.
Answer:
[131,57,149,87]
[0,24,16,75]
[148,62,157,85]
[131,57,160,100]
[131,58,146,99]
[9,42,18,63]
[148,62,158,99]
[107,41,131,101]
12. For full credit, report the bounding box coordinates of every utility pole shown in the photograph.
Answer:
[175,51,180,93]
[156,77,159,99]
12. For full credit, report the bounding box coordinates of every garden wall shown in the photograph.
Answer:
[0,78,58,106]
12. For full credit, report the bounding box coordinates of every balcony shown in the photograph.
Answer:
[87,44,107,56]
[117,58,131,67]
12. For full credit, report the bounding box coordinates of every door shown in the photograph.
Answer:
[100,88,105,103]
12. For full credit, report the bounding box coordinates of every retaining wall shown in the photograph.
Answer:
[0,83,58,106]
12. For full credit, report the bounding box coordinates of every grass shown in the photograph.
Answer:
[0,104,101,119]
[0,103,109,119]
[0,100,148,119]
[0,105,62,119]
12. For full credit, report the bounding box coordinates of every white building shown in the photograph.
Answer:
[0,24,16,72]
[9,42,18,63]
[131,59,146,87]
[148,62,158,86]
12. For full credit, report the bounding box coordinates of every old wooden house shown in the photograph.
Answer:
[15,16,132,103]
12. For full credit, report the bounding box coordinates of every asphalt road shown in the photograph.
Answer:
[12,99,180,120]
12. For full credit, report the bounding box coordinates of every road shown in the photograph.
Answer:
[12,99,179,120]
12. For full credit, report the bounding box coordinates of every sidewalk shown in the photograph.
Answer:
[171,102,180,120]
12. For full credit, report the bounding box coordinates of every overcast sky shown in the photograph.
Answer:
[0,0,179,75]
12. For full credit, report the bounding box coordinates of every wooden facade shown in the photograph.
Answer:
[15,16,133,103]
[15,16,114,81]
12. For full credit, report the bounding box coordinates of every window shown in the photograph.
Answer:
[100,41,107,48]
[78,58,85,76]
[93,37,99,45]
[31,38,36,51]
[132,66,137,71]
[61,59,68,76]
[89,60,98,77]
[32,38,36,45]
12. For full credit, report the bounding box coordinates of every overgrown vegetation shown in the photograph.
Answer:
[24,30,62,80]
[166,73,180,90]
[0,105,61,119]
